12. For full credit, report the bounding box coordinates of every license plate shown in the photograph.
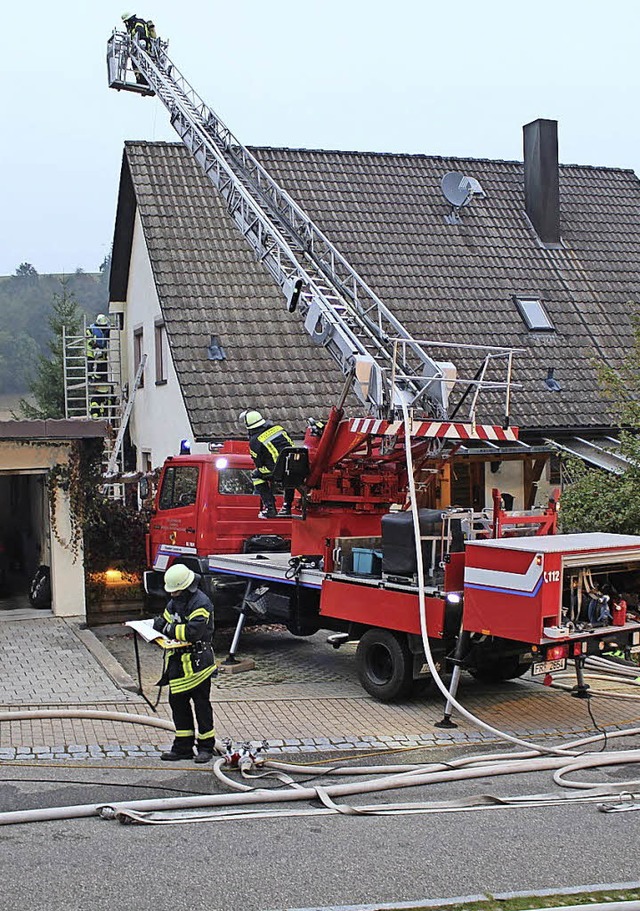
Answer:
[532,658,567,675]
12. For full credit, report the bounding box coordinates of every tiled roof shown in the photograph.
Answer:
[114,141,640,440]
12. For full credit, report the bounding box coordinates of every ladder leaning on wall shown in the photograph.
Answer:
[62,318,144,500]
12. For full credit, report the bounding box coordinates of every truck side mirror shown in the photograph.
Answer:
[139,477,149,500]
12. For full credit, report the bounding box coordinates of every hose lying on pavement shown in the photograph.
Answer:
[2,722,640,827]
[0,709,173,731]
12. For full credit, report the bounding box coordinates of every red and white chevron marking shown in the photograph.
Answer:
[348,418,519,442]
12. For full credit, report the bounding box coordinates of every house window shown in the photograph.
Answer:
[134,327,144,388]
[155,320,167,385]
[514,296,554,331]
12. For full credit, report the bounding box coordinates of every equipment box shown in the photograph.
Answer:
[462,532,640,644]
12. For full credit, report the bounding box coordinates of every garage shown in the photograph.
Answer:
[0,420,106,619]
[0,472,49,609]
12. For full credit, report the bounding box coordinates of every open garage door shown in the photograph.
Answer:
[0,472,50,611]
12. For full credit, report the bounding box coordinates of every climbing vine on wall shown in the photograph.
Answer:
[46,439,104,559]
[46,438,148,573]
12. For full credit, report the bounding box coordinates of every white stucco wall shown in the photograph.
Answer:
[484,459,524,510]
[116,211,208,470]
[0,442,86,618]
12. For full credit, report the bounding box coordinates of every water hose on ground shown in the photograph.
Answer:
[0,709,173,731]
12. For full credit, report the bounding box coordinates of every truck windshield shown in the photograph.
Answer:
[218,467,255,496]
[158,465,199,509]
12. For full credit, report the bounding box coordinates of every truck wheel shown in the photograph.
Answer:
[356,629,413,702]
[468,657,528,683]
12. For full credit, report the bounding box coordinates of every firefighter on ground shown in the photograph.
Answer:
[152,563,219,763]
[121,12,153,84]
[240,410,295,519]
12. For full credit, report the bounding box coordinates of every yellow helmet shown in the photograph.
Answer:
[240,410,265,430]
[164,563,195,593]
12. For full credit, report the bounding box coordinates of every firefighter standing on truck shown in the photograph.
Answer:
[240,410,295,519]
[153,563,219,763]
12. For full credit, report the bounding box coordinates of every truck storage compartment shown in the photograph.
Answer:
[382,509,443,578]
[463,533,640,645]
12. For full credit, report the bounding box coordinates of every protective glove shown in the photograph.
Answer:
[152,616,165,633]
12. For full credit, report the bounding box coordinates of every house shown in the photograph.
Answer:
[0,420,106,619]
[108,118,640,511]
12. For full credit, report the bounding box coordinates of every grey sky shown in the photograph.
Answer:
[1,0,638,276]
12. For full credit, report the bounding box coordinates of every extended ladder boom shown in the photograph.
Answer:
[107,31,517,422]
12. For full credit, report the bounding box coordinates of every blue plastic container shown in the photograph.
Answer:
[352,548,383,576]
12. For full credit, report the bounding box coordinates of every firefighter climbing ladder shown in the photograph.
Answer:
[62,319,145,498]
[106,31,518,422]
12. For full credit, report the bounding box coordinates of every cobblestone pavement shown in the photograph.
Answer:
[1,616,640,762]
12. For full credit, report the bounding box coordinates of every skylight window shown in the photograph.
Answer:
[514,296,554,331]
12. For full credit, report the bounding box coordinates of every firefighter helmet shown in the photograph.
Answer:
[121,12,135,20]
[241,410,265,430]
[94,313,110,327]
[164,563,195,593]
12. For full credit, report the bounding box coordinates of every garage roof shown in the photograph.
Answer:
[0,420,108,440]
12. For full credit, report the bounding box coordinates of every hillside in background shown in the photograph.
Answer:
[0,264,109,394]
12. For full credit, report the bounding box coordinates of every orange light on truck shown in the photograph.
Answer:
[546,644,569,661]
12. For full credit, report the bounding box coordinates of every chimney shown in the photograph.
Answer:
[523,118,560,245]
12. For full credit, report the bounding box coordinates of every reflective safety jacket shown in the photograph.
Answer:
[154,588,216,694]
[248,422,294,479]
[125,16,151,43]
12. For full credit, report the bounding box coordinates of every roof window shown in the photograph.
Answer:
[514,296,554,331]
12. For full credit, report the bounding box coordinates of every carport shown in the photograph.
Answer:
[0,420,106,619]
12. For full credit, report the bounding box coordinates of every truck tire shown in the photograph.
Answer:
[468,656,529,683]
[356,629,413,702]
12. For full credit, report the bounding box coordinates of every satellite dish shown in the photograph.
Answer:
[441,171,473,208]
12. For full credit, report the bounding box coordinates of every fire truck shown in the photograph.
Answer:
[109,30,640,701]
[143,406,640,702]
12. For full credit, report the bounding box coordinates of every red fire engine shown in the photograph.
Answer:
[144,407,640,702]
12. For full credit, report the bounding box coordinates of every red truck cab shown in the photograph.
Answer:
[144,441,291,603]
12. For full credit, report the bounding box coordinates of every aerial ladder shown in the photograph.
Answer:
[106,30,519,433]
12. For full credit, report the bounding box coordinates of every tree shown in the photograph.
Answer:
[18,279,83,419]
[560,310,640,535]
[14,262,38,281]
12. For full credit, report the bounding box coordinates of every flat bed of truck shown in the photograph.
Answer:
[208,551,443,596]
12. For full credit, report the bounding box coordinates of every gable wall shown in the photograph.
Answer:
[125,211,209,469]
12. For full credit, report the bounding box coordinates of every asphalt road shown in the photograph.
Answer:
[2,744,640,911]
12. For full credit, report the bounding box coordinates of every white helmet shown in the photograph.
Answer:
[164,563,195,593]
[240,410,265,430]
[121,12,134,21]
[94,313,110,327]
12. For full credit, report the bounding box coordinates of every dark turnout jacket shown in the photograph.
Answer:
[153,588,216,694]
[248,422,294,476]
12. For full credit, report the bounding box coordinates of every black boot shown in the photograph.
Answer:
[194,748,214,764]
[160,748,194,761]
[161,735,194,761]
